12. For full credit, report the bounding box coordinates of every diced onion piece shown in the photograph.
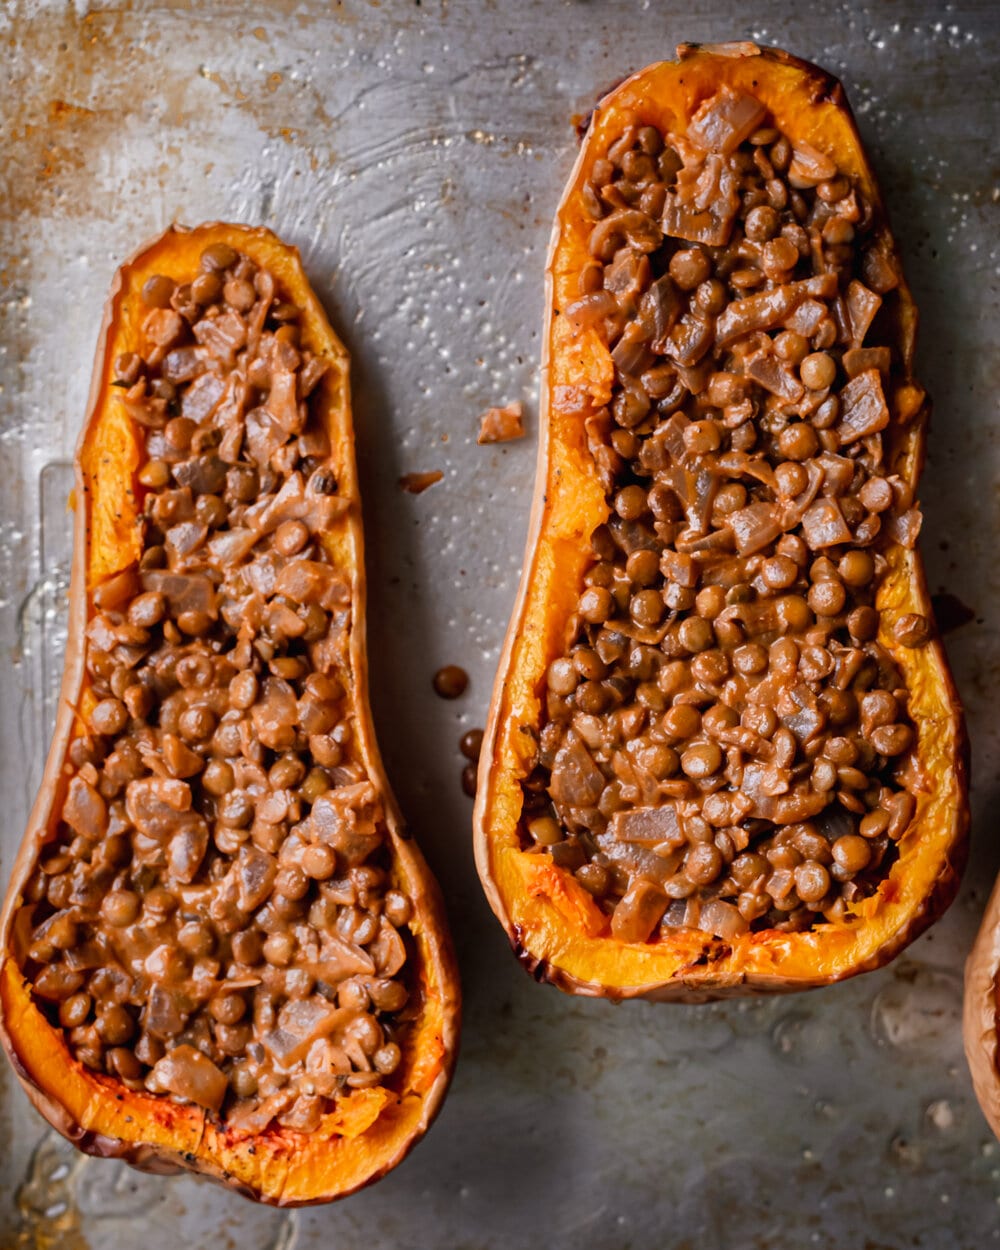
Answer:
[193,310,247,367]
[610,804,683,847]
[663,154,741,247]
[236,844,278,913]
[265,366,305,434]
[125,777,193,840]
[611,324,655,378]
[885,508,922,549]
[687,87,767,155]
[167,821,209,883]
[666,312,714,367]
[716,285,799,345]
[180,372,226,423]
[788,139,837,186]
[697,899,749,940]
[784,705,826,745]
[589,208,662,257]
[62,776,108,839]
[275,559,350,611]
[206,527,257,567]
[610,879,668,944]
[227,1090,295,1135]
[729,502,782,555]
[370,917,407,977]
[843,346,891,379]
[308,932,376,984]
[845,279,882,347]
[140,570,218,619]
[836,368,890,445]
[815,452,854,497]
[640,275,683,349]
[263,998,347,1066]
[745,352,805,402]
[250,677,299,751]
[784,297,827,336]
[715,276,835,347]
[801,498,853,548]
[144,986,189,1041]
[142,308,185,365]
[165,521,207,560]
[550,733,605,809]
[861,238,902,293]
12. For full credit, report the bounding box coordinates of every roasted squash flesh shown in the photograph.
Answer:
[474,43,968,999]
[0,223,459,1204]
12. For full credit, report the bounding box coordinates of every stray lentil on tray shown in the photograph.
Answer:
[522,87,931,944]
[16,243,414,1132]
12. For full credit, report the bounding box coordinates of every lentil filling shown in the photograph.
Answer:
[523,88,931,944]
[15,244,415,1132]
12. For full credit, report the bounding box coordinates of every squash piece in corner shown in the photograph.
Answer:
[964,880,1000,1143]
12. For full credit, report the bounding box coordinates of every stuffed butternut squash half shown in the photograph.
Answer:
[0,224,459,1203]
[474,43,967,1000]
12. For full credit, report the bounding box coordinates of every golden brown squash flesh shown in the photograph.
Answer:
[474,43,968,1000]
[0,223,459,1204]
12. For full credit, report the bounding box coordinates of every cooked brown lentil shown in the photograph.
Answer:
[460,728,485,761]
[433,665,469,699]
[523,87,926,943]
[17,247,414,1132]
[458,727,484,797]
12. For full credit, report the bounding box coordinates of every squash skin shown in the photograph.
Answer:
[0,223,460,1204]
[473,42,969,1001]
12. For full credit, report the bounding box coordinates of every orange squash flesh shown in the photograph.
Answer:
[0,223,460,1204]
[474,43,968,1000]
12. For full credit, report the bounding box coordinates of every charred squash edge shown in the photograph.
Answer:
[473,42,969,1001]
[0,222,461,1205]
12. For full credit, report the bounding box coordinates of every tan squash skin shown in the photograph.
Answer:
[0,223,460,1204]
[474,43,968,1002]
[964,880,1000,1140]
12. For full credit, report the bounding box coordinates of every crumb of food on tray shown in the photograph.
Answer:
[399,470,443,494]
[477,402,525,445]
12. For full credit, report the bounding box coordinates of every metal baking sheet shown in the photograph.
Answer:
[1,1,998,1245]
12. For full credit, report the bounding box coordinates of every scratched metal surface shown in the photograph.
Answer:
[0,0,998,1245]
